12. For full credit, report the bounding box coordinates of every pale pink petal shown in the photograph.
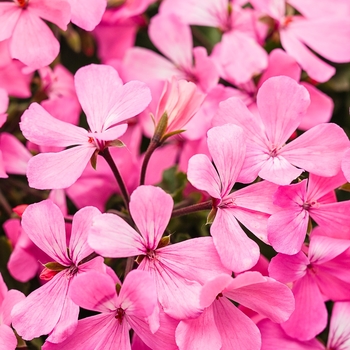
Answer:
[69,206,101,263]
[27,145,95,190]
[20,103,88,147]
[213,297,261,350]
[68,0,106,30]
[69,271,119,313]
[257,76,310,146]
[215,31,268,84]
[327,302,350,350]
[1,133,31,175]
[0,4,21,40]
[258,319,325,350]
[187,154,222,199]
[224,271,295,323]
[268,208,309,254]
[290,18,350,63]
[288,0,350,18]
[43,313,130,350]
[89,213,144,257]
[12,271,70,340]
[249,0,285,20]
[10,11,60,68]
[211,208,260,272]
[0,325,16,350]
[28,0,70,30]
[207,124,246,197]
[122,47,181,82]
[149,14,192,70]
[138,259,202,320]
[342,148,350,182]
[282,123,349,178]
[46,296,79,343]
[258,155,303,185]
[21,200,70,265]
[310,201,350,239]
[269,252,309,283]
[298,82,333,130]
[282,274,328,341]
[280,28,335,82]
[258,49,301,87]
[129,186,173,250]
[1,289,25,326]
[176,306,222,350]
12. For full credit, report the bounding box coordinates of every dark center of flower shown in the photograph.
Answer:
[216,292,223,300]
[115,307,125,324]
[15,0,28,8]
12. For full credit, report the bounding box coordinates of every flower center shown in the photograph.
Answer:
[88,134,106,151]
[15,0,28,8]
[302,199,319,210]
[115,307,125,324]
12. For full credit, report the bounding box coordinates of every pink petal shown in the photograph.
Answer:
[0,4,21,40]
[20,103,88,147]
[327,302,350,350]
[211,208,260,272]
[10,11,60,68]
[282,123,349,178]
[129,186,173,250]
[342,148,350,182]
[21,200,70,265]
[69,271,119,313]
[1,289,25,326]
[0,325,17,350]
[69,206,101,264]
[258,319,325,350]
[176,306,222,350]
[224,271,295,323]
[213,297,261,350]
[282,274,328,341]
[149,14,192,70]
[89,213,144,257]
[119,270,157,319]
[26,145,95,190]
[68,0,106,30]
[187,154,222,199]
[207,124,246,197]
[268,208,309,254]
[269,252,309,284]
[280,28,335,82]
[12,271,70,340]
[298,82,333,131]
[257,76,310,146]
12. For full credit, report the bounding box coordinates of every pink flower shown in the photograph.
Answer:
[268,172,350,254]
[176,272,294,349]
[89,185,229,319]
[0,273,25,350]
[20,64,151,189]
[188,124,278,272]
[213,76,349,185]
[269,232,350,340]
[11,199,105,343]
[42,270,167,350]
[0,0,71,68]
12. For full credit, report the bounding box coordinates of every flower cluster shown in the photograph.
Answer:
[1,0,350,349]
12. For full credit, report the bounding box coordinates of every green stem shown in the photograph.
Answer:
[171,200,213,218]
[100,148,130,211]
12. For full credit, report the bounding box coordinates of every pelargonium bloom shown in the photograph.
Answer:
[89,185,229,319]
[213,76,349,185]
[20,64,151,189]
[11,200,105,343]
[176,272,294,350]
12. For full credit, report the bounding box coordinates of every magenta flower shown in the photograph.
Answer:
[20,64,151,189]
[176,272,294,349]
[213,76,349,185]
[269,231,350,340]
[42,270,165,350]
[0,273,25,350]
[11,199,105,343]
[0,0,71,68]
[188,124,278,272]
[268,172,350,254]
[89,185,229,319]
